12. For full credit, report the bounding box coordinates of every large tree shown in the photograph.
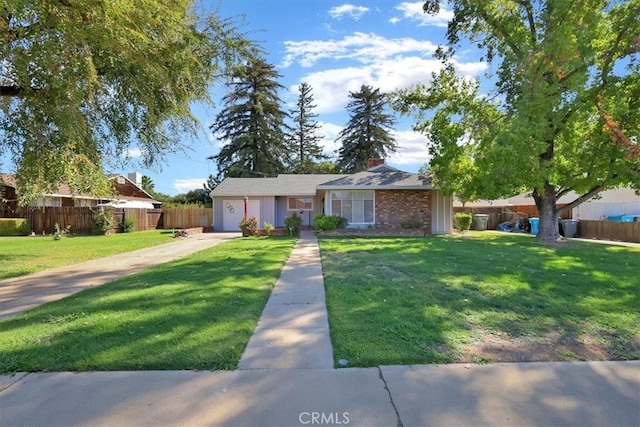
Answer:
[286,82,327,173]
[0,0,255,203]
[393,0,639,241]
[211,57,289,178]
[336,85,397,173]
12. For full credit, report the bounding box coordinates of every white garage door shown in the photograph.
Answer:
[223,199,261,231]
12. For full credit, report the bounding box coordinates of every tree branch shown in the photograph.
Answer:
[557,184,608,215]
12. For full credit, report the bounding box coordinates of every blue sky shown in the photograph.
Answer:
[5,1,488,196]
[134,0,489,196]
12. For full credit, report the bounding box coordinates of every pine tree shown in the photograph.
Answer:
[336,85,397,173]
[211,58,289,178]
[286,82,328,173]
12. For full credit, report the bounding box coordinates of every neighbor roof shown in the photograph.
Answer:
[317,164,432,190]
[210,174,348,197]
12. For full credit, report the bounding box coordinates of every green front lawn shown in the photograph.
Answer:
[0,237,296,373]
[320,232,640,367]
[0,230,177,280]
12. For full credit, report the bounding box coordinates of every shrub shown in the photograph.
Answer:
[239,216,258,236]
[122,216,136,233]
[0,218,30,236]
[284,212,303,236]
[53,223,71,240]
[263,222,275,236]
[92,208,115,235]
[314,214,348,231]
[454,212,473,231]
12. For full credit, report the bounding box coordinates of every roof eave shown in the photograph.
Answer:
[317,185,433,191]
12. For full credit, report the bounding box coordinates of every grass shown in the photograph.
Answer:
[319,232,640,367]
[0,230,178,280]
[0,236,296,373]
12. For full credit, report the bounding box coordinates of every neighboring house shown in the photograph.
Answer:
[210,160,453,234]
[453,187,640,220]
[0,172,160,213]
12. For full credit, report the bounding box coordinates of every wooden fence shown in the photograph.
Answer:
[163,208,212,229]
[15,207,211,235]
[578,220,640,243]
[454,205,572,230]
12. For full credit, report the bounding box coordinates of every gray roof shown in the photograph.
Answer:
[210,174,348,197]
[211,166,432,198]
[317,164,432,189]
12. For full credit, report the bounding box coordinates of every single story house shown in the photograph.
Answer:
[210,161,453,234]
[0,172,160,214]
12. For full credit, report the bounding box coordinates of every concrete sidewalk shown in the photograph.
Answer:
[1,361,638,426]
[0,232,239,320]
[1,232,639,426]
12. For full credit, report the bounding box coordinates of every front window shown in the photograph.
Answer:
[288,197,313,211]
[330,191,374,224]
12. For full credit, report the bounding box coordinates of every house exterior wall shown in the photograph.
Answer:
[431,190,454,234]
[375,190,432,231]
[276,194,325,228]
[212,196,275,231]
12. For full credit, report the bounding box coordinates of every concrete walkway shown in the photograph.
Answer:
[238,232,333,370]
[0,232,239,320]
[1,232,639,426]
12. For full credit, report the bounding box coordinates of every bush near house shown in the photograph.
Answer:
[453,212,472,231]
[0,218,30,236]
[314,214,348,231]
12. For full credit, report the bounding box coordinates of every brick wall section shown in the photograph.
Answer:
[375,190,432,232]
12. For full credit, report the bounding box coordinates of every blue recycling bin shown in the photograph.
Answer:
[529,217,539,235]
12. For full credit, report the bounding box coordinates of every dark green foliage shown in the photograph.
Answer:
[284,212,303,235]
[336,85,397,173]
[122,216,136,233]
[286,82,328,173]
[453,212,472,231]
[314,214,348,231]
[211,57,289,178]
[0,218,30,236]
[92,209,114,235]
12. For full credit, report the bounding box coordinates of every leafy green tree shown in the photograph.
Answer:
[336,85,398,173]
[393,0,639,241]
[0,1,256,203]
[286,82,327,173]
[211,57,289,178]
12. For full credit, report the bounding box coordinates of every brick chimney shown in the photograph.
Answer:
[367,158,385,169]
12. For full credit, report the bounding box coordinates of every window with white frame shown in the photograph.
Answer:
[288,197,313,211]
[330,191,374,224]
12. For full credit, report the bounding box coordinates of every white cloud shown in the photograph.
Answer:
[317,121,344,156]
[282,31,486,114]
[173,178,206,193]
[388,129,431,167]
[328,4,370,21]
[389,17,401,24]
[126,148,143,158]
[282,32,438,68]
[395,1,454,27]
[293,55,484,114]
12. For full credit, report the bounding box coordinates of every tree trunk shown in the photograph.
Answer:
[533,183,560,242]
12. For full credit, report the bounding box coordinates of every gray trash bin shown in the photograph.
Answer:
[472,214,490,231]
[562,219,578,238]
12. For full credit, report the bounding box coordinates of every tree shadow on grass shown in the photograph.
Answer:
[0,238,296,373]
[320,235,640,366]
